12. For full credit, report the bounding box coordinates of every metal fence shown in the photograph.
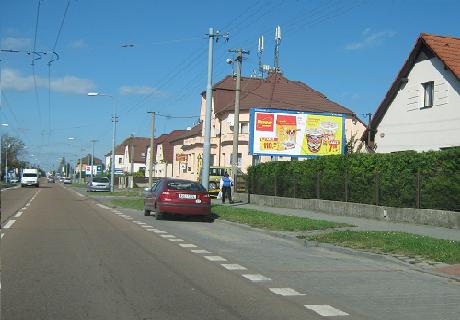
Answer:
[247,169,460,212]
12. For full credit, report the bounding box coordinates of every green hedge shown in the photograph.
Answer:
[248,147,460,211]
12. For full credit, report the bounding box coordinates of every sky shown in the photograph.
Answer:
[1,0,459,171]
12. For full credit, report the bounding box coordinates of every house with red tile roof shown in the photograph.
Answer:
[106,136,150,175]
[168,73,366,182]
[104,144,125,174]
[363,33,460,152]
[145,129,188,178]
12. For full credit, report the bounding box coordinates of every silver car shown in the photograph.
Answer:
[87,177,111,192]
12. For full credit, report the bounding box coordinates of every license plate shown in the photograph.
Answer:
[179,193,196,199]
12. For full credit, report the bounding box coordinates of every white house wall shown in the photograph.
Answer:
[375,56,460,152]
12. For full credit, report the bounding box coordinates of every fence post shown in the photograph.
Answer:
[316,172,321,199]
[374,171,380,206]
[416,169,421,209]
[344,169,348,202]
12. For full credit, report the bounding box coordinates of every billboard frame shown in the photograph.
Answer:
[249,108,346,158]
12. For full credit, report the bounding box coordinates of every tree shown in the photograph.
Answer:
[1,134,27,177]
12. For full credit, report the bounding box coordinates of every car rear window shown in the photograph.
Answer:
[93,177,109,183]
[167,181,205,191]
[23,173,37,177]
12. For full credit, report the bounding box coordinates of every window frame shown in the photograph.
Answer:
[421,81,434,109]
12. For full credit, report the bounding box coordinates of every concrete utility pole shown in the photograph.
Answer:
[147,111,155,188]
[228,48,250,192]
[90,139,97,180]
[130,134,135,174]
[365,113,372,149]
[202,28,228,190]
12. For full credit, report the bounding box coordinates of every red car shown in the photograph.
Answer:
[144,178,212,220]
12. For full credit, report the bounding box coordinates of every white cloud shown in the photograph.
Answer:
[345,29,396,50]
[1,37,32,50]
[119,85,164,96]
[69,39,87,49]
[1,68,96,94]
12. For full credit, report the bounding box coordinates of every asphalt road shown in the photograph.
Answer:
[1,185,38,223]
[2,183,337,320]
[2,183,459,320]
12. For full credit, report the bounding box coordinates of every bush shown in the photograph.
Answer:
[248,147,460,211]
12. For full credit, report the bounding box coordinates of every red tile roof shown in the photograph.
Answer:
[169,123,203,143]
[363,33,460,142]
[154,130,189,163]
[208,73,355,116]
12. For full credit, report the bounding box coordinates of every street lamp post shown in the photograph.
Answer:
[68,137,85,183]
[4,143,10,183]
[88,92,117,192]
[1,123,9,181]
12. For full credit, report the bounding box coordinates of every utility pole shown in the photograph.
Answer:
[90,139,97,180]
[147,111,155,188]
[4,143,10,183]
[365,113,372,149]
[202,28,229,190]
[228,48,250,193]
[130,134,135,174]
[111,114,118,192]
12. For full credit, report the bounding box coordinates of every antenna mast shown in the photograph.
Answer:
[274,25,281,73]
[258,35,264,78]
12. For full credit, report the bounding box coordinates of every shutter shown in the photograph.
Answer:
[406,85,420,111]
[433,80,449,107]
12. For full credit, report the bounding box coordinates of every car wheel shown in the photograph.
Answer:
[144,208,151,216]
[208,182,217,190]
[155,211,163,220]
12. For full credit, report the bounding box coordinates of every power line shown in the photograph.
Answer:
[52,0,71,51]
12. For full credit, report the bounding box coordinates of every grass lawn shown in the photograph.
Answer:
[212,205,352,231]
[307,231,460,264]
[88,190,143,197]
[67,183,87,188]
[111,198,144,211]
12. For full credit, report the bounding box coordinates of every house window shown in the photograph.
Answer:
[422,81,434,108]
[118,158,122,164]
[240,122,249,134]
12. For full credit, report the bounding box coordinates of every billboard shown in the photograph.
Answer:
[249,108,345,157]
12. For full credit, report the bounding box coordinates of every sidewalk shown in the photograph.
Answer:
[214,200,460,278]
[225,201,460,241]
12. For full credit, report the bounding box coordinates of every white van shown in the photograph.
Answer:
[21,168,40,187]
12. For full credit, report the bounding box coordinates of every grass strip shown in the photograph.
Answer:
[89,190,142,197]
[212,205,352,231]
[307,231,460,264]
[111,199,144,211]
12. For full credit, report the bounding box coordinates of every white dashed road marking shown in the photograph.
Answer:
[145,229,156,231]
[203,256,227,262]
[168,238,184,242]
[304,305,349,317]
[1,233,4,239]
[133,221,146,225]
[179,244,197,248]
[141,225,153,228]
[191,249,211,254]
[221,264,247,270]
[14,211,23,218]
[154,230,167,234]
[160,234,176,238]
[4,220,16,229]
[96,204,110,210]
[242,274,272,282]
[269,288,306,296]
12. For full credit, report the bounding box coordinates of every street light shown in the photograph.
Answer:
[87,92,117,192]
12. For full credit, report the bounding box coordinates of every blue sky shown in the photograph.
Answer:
[1,0,459,171]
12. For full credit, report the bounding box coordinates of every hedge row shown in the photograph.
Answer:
[247,147,460,211]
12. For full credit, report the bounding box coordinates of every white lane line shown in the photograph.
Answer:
[1,233,4,239]
[168,238,184,242]
[153,230,167,234]
[221,264,247,270]
[4,220,16,229]
[179,243,197,248]
[25,203,30,207]
[123,216,133,220]
[160,234,176,238]
[133,221,146,225]
[269,288,306,296]
[141,225,154,228]
[14,211,23,218]
[145,228,156,231]
[191,249,211,254]
[96,204,110,209]
[242,274,272,282]
[304,305,349,317]
[203,256,227,262]
[114,212,123,215]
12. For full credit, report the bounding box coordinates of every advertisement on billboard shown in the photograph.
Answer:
[249,108,345,157]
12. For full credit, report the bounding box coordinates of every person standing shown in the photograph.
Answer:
[219,172,233,204]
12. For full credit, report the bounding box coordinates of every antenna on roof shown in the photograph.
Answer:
[274,25,282,74]
[258,35,265,78]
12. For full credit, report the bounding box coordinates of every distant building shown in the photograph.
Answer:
[363,33,460,152]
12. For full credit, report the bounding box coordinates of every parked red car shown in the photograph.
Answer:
[144,178,211,220]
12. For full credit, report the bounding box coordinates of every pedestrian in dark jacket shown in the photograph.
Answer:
[219,172,233,204]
